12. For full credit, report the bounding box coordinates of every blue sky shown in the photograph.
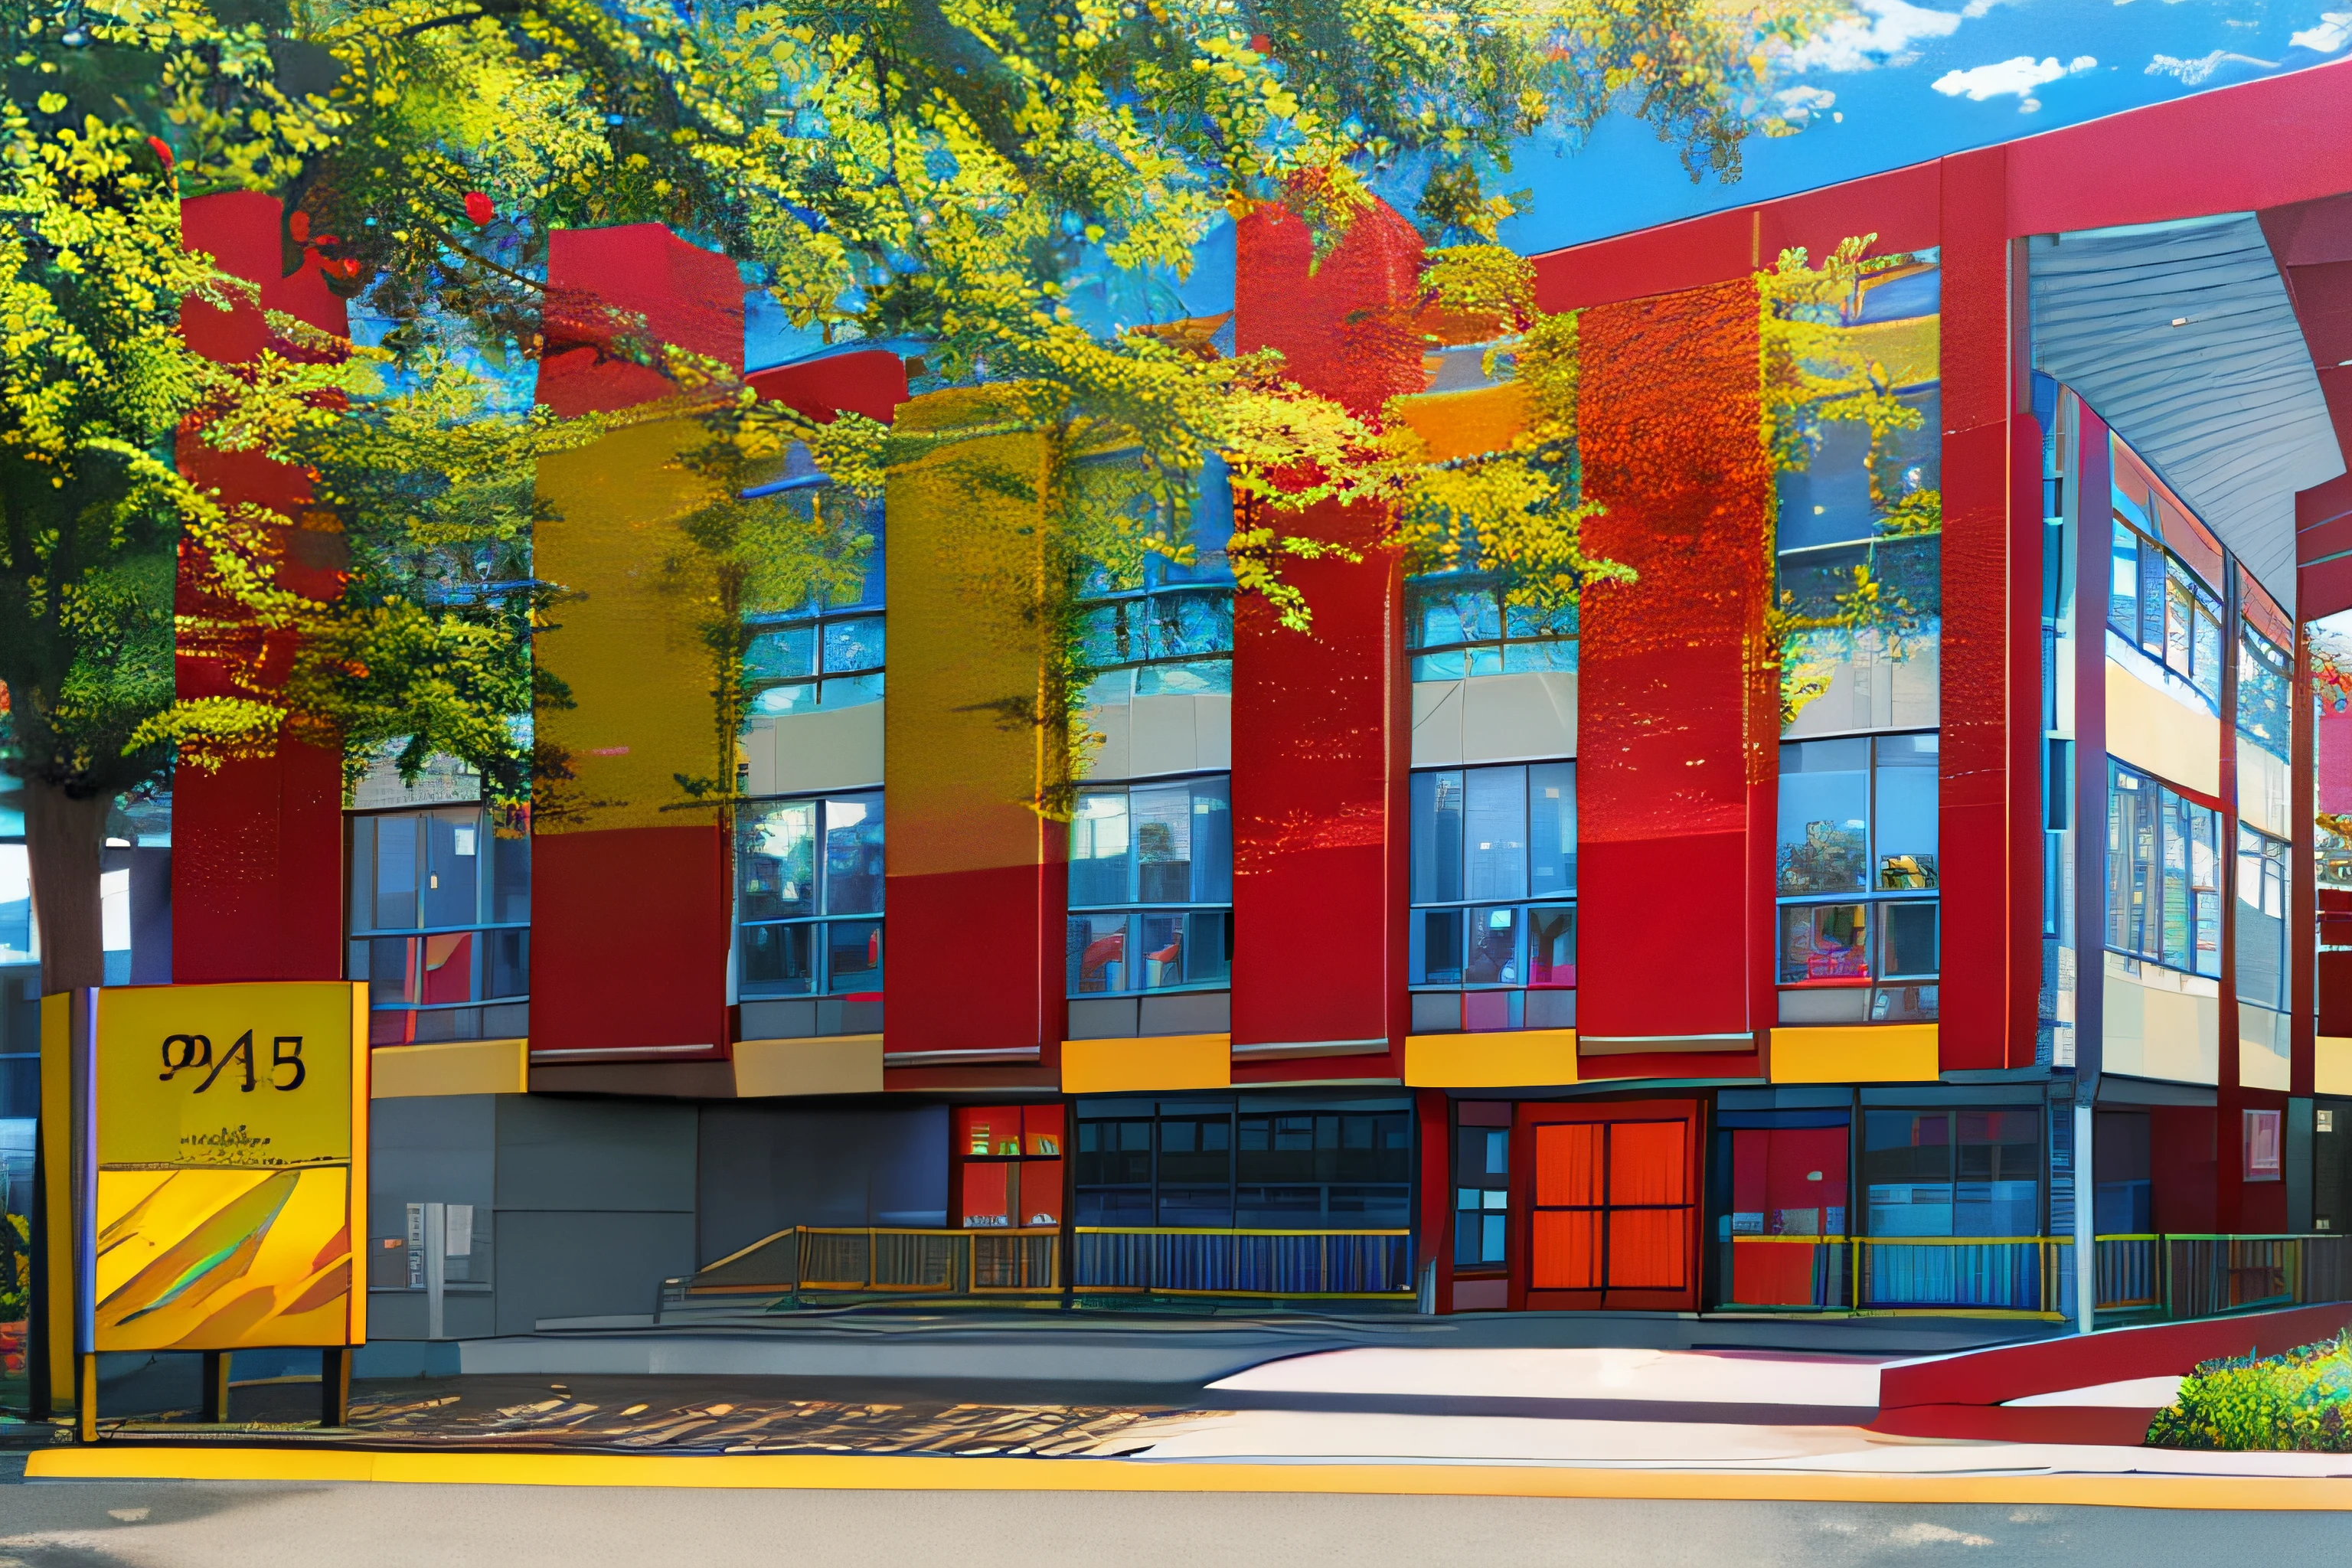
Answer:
[1497,0,2352,252]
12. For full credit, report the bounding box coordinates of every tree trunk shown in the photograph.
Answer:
[23,779,111,996]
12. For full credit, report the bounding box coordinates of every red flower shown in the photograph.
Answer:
[145,136,173,168]
[288,210,311,243]
[463,191,495,226]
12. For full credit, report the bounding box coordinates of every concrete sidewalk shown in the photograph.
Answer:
[436,1307,2061,1383]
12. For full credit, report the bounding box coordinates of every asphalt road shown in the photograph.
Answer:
[2,1457,2346,1568]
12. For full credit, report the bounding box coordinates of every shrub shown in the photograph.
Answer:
[2147,1331,2352,1452]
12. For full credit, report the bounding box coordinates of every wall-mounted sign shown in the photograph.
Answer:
[67,982,368,1353]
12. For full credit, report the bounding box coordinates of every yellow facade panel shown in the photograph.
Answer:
[1403,1030,1579,1088]
[2318,1036,2352,1097]
[1061,1034,1232,1095]
[733,1034,886,1097]
[1769,1024,1939,1084]
[370,1038,530,1099]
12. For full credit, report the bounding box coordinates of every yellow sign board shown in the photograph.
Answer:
[83,983,368,1352]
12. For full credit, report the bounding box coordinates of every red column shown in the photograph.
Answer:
[1572,279,1773,1073]
[1936,149,2041,1070]
[172,192,350,984]
[1227,198,1421,1070]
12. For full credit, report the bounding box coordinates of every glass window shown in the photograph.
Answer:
[1777,739,1868,894]
[2236,826,2289,1011]
[1779,903,1868,983]
[1871,733,1939,890]
[1464,767,1528,902]
[347,805,529,1045]
[1073,1102,1413,1232]
[1865,1106,2040,1240]
[2237,627,2291,760]
[1455,1119,1511,1269]
[1410,771,1465,904]
[1406,575,1577,683]
[1070,790,1132,907]
[1410,763,1574,1006]
[1879,902,1939,979]
[735,792,884,996]
[2105,761,2217,978]
[1078,583,1236,705]
[1776,734,1939,1016]
[1528,762,1576,900]
[1066,776,1232,996]
[2106,516,2223,707]
[1527,904,1576,988]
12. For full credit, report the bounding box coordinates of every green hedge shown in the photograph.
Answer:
[2146,1331,2352,1451]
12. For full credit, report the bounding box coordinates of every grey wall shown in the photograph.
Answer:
[492,1096,698,1334]
[697,1102,948,1267]
[368,1095,499,1340]
[368,1093,945,1338]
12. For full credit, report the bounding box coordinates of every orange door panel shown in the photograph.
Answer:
[1514,1099,1704,1312]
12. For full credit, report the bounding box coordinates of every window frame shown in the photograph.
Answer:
[739,474,887,719]
[1773,733,1940,1016]
[1078,580,1236,704]
[2108,515,2223,709]
[734,789,886,998]
[1404,571,1578,683]
[1066,773,1234,998]
[1073,1099,1416,1231]
[345,802,531,1041]
[1407,760,1576,995]
[2235,822,2291,1011]
[2103,760,2220,980]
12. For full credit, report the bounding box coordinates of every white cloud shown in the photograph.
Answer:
[1785,0,1968,72]
[1931,54,2099,109]
[2146,50,2278,83]
[2292,11,2352,50]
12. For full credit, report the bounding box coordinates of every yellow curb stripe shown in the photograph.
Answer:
[21,1447,2352,1509]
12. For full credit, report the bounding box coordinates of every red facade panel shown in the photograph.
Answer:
[1227,199,1418,1062]
[748,351,910,426]
[172,192,350,984]
[528,826,729,1054]
[1934,150,2036,1071]
[1572,281,1773,1054]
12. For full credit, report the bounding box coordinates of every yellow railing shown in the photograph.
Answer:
[1073,1227,1415,1298]
[663,1225,1061,1307]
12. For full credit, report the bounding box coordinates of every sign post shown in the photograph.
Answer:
[45,982,368,1434]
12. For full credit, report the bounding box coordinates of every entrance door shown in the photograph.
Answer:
[1512,1099,1703,1311]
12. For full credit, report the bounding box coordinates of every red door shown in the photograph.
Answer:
[1511,1099,1704,1312]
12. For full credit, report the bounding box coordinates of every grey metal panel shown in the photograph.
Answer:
[1139,989,1230,1036]
[493,1210,699,1334]
[1719,1086,1853,1111]
[2094,1073,2220,1107]
[1065,997,1139,1039]
[495,1096,698,1212]
[2030,216,2345,611]
[1860,1084,2046,1106]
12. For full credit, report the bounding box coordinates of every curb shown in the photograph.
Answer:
[23,1446,2352,1509]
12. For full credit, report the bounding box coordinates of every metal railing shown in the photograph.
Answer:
[1073,1227,1415,1298]
[660,1226,1061,1310]
[2102,1233,2350,1320]
[1720,1233,2350,1321]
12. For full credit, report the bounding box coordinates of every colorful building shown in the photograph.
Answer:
[13,57,2352,1353]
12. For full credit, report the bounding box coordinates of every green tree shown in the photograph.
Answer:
[4,0,1851,988]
